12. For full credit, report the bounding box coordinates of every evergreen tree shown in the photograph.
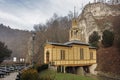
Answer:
[89,31,100,48]
[0,41,12,63]
[102,30,114,47]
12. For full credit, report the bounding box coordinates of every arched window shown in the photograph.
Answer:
[46,51,50,63]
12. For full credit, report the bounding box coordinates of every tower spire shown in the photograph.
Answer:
[72,6,77,28]
[74,6,76,18]
[69,6,80,41]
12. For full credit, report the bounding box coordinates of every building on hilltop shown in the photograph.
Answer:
[44,16,97,75]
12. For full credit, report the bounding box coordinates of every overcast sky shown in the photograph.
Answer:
[0,0,94,30]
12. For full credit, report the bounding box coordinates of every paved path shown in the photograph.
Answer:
[0,72,18,80]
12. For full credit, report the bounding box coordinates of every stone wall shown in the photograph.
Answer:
[89,64,98,75]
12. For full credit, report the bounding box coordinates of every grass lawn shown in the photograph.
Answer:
[39,69,98,80]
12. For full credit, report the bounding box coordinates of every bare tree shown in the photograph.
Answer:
[33,13,72,64]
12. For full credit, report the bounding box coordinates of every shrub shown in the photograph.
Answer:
[21,69,40,80]
[102,30,114,47]
[89,31,100,48]
[115,36,120,51]
[117,37,120,47]
[36,64,48,72]
[0,41,12,63]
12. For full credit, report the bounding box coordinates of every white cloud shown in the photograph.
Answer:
[0,0,94,30]
[0,11,21,22]
[0,10,32,29]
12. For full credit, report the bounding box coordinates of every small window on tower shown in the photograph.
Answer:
[74,30,78,35]
[76,30,78,33]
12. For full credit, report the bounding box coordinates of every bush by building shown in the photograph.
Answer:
[21,69,40,80]
[34,64,48,72]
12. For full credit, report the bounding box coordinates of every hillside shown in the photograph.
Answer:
[97,46,120,74]
[78,2,120,42]
[0,24,31,59]
[77,2,120,76]
[97,15,120,76]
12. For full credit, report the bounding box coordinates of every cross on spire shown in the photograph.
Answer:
[74,6,76,18]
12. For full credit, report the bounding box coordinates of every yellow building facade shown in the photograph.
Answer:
[44,18,97,74]
[44,42,96,66]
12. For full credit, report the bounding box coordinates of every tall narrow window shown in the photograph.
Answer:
[60,50,62,60]
[60,50,65,60]
[46,51,50,63]
[90,52,93,59]
[80,48,84,59]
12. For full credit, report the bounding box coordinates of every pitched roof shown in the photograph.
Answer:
[64,40,89,46]
[46,40,89,47]
[89,46,97,49]
[46,40,96,49]
[46,42,71,47]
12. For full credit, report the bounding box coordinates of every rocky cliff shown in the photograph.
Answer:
[78,2,120,42]
[78,2,120,76]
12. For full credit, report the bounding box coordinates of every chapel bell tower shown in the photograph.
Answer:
[69,18,81,41]
[69,7,85,42]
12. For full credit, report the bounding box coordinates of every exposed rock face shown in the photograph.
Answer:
[89,64,97,75]
[78,2,120,76]
[83,3,120,18]
[78,2,120,42]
